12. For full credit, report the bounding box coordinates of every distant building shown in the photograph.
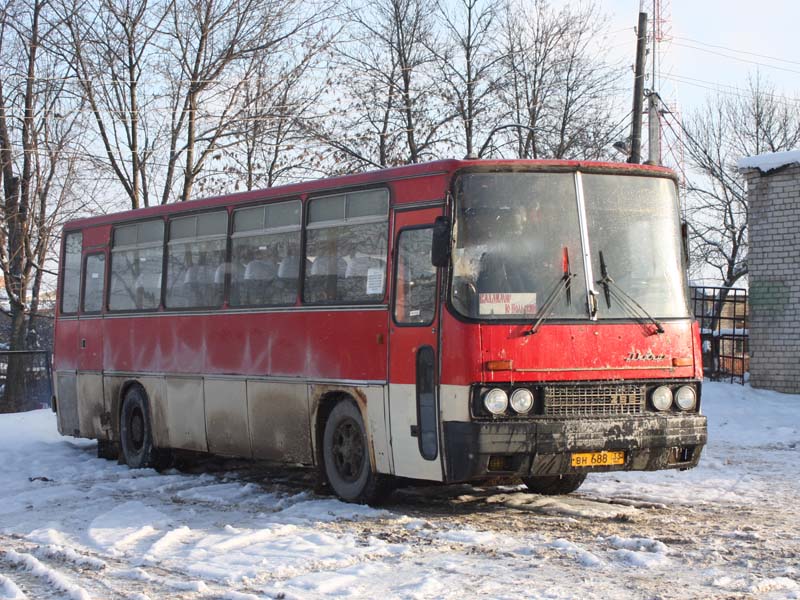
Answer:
[738,151,800,393]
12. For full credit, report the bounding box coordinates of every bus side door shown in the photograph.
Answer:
[77,241,108,439]
[388,207,443,481]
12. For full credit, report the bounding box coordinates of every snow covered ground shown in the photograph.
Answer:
[0,381,798,599]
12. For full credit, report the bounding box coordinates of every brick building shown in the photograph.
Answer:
[738,151,800,393]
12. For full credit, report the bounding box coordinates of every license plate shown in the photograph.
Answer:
[571,450,625,468]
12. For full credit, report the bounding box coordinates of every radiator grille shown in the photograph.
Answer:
[543,384,645,417]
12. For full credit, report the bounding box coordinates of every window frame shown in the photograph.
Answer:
[107,217,166,313]
[163,209,229,311]
[229,197,303,309]
[303,187,391,306]
[81,251,107,315]
[392,224,438,327]
[60,230,83,316]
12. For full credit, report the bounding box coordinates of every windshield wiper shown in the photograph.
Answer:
[524,247,575,336]
[596,251,664,334]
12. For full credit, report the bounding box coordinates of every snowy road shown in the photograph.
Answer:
[1,382,798,600]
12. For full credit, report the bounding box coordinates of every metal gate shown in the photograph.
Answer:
[0,350,53,411]
[690,286,748,384]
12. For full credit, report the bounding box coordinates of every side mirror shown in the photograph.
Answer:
[431,216,451,268]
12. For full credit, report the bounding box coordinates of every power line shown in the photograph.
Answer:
[672,41,800,77]
[673,36,800,68]
[661,73,800,108]
[601,109,634,149]
[661,110,745,195]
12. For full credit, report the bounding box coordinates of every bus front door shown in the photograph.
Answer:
[388,208,443,481]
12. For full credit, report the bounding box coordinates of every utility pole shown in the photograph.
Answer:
[628,11,648,164]
[646,92,661,165]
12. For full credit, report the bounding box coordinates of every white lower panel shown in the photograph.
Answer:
[362,385,392,475]
[248,381,311,463]
[388,383,442,481]
[55,371,79,437]
[439,384,471,422]
[165,377,207,452]
[77,373,105,439]
[205,379,251,458]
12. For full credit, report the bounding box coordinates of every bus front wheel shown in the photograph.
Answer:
[521,473,587,495]
[120,386,165,470]
[322,400,387,504]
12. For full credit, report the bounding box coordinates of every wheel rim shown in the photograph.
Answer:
[129,406,145,452]
[331,417,365,483]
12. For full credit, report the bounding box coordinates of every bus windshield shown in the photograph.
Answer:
[450,171,690,321]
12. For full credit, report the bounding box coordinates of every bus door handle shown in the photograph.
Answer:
[80,339,86,349]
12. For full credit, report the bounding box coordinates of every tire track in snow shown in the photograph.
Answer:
[0,549,91,600]
[0,573,27,600]
[0,533,278,600]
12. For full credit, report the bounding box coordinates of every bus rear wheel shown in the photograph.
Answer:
[322,400,387,504]
[120,386,165,470]
[521,473,587,495]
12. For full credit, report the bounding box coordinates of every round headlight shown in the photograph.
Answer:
[651,386,673,411]
[510,388,534,414]
[675,386,697,411]
[484,388,508,415]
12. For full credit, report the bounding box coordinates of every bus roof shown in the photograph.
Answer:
[64,158,676,231]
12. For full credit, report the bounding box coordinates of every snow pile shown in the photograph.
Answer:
[738,149,800,173]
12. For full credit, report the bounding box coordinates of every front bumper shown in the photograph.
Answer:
[442,414,707,482]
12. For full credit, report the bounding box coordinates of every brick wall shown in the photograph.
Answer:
[741,163,800,393]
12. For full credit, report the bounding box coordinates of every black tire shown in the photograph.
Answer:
[97,440,119,460]
[522,473,587,495]
[322,400,388,504]
[119,386,167,469]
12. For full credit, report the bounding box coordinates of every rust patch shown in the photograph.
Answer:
[310,384,377,473]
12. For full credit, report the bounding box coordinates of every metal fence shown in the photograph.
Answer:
[0,350,53,411]
[690,286,748,384]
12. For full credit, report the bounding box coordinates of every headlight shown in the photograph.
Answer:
[675,386,697,411]
[651,386,673,411]
[483,388,508,415]
[509,388,534,414]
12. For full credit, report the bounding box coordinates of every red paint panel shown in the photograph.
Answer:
[439,316,699,385]
[81,225,111,248]
[53,319,79,371]
[438,311,483,386]
[391,173,450,203]
[100,310,388,380]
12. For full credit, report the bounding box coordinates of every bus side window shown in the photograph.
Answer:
[82,253,106,313]
[394,228,435,325]
[165,211,227,308]
[109,220,164,311]
[61,232,82,314]
[304,189,388,304]
[230,200,302,307]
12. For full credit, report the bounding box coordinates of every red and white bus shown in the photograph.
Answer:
[53,159,707,503]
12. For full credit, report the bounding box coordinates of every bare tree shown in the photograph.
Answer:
[0,0,84,412]
[197,32,331,194]
[161,0,318,202]
[56,0,322,206]
[488,0,621,159]
[56,0,170,209]
[313,0,455,170]
[682,75,800,290]
[431,0,501,158]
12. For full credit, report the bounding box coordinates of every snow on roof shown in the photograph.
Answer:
[737,149,800,173]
